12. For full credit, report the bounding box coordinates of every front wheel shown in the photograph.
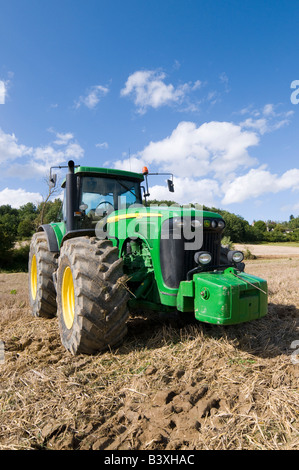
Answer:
[56,237,129,355]
[28,232,58,318]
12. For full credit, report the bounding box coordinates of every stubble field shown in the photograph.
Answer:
[0,245,298,450]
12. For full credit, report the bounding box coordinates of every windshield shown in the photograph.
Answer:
[79,175,142,226]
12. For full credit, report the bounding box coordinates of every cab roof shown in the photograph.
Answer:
[61,165,144,187]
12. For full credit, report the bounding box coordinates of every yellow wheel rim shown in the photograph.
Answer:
[61,266,75,329]
[30,254,37,300]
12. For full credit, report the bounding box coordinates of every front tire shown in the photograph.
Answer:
[56,237,129,355]
[28,232,58,318]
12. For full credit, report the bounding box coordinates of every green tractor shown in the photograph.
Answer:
[28,160,268,355]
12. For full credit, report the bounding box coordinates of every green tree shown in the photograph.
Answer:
[289,216,299,230]
[254,220,267,232]
[0,206,19,263]
[0,222,16,254]
[17,217,36,238]
[18,202,37,220]
[37,198,62,225]
[0,206,19,240]
[146,199,178,207]
[0,204,19,217]
[218,210,252,243]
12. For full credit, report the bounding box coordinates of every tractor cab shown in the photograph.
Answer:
[58,161,144,232]
[52,160,174,235]
[73,173,143,229]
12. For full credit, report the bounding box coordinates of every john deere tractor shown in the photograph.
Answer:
[28,160,268,354]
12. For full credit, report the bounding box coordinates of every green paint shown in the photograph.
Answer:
[49,221,66,247]
[192,267,268,325]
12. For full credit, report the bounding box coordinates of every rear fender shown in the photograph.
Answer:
[38,224,59,253]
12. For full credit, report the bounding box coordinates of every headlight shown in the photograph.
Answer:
[218,220,225,229]
[191,219,202,228]
[173,217,186,228]
[194,251,212,265]
[228,250,244,264]
[211,220,217,228]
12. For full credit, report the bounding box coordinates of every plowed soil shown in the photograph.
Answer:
[235,243,299,258]
[0,249,298,450]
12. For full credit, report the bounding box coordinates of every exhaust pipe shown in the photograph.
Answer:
[66,160,76,232]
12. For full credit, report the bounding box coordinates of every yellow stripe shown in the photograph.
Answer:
[107,213,163,223]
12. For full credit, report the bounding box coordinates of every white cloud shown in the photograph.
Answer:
[278,168,299,190]
[0,81,5,104]
[53,132,74,145]
[240,116,290,135]
[0,74,14,105]
[219,72,230,93]
[222,167,299,204]
[148,177,219,207]
[32,139,84,169]
[64,142,84,160]
[111,113,299,209]
[115,121,259,179]
[240,117,269,135]
[0,187,43,208]
[96,142,109,149]
[120,70,201,113]
[263,103,275,116]
[0,127,84,180]
[240,103,293,135]
[192,80,202,90]
[0,128,33,164]
[113,155,145,174]
[75,85,109,109]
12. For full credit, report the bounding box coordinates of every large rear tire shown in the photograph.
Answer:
[28,232,58,318]
[56,237,129,355]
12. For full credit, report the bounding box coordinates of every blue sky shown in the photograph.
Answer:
[1,0,299,223]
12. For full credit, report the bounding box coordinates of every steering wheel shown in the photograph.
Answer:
[96,201,114,209]
[95,201,114,216]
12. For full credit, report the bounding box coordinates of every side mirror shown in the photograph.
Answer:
[167,179,174,192]
[49,173,57,189]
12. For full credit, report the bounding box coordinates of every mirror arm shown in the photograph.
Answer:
[49,163,80,188]
[147,172,174,193]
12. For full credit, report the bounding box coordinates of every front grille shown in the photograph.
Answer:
[160,226,222,289]
[202,230,221,265]
[182,230,221,278]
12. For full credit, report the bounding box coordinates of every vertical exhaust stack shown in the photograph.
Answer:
[66,160,76,232]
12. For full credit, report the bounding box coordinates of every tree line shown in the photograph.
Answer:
[0,199,62,271]
[0,198,298,271]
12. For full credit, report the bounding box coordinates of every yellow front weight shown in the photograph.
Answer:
[61,266,75,329]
